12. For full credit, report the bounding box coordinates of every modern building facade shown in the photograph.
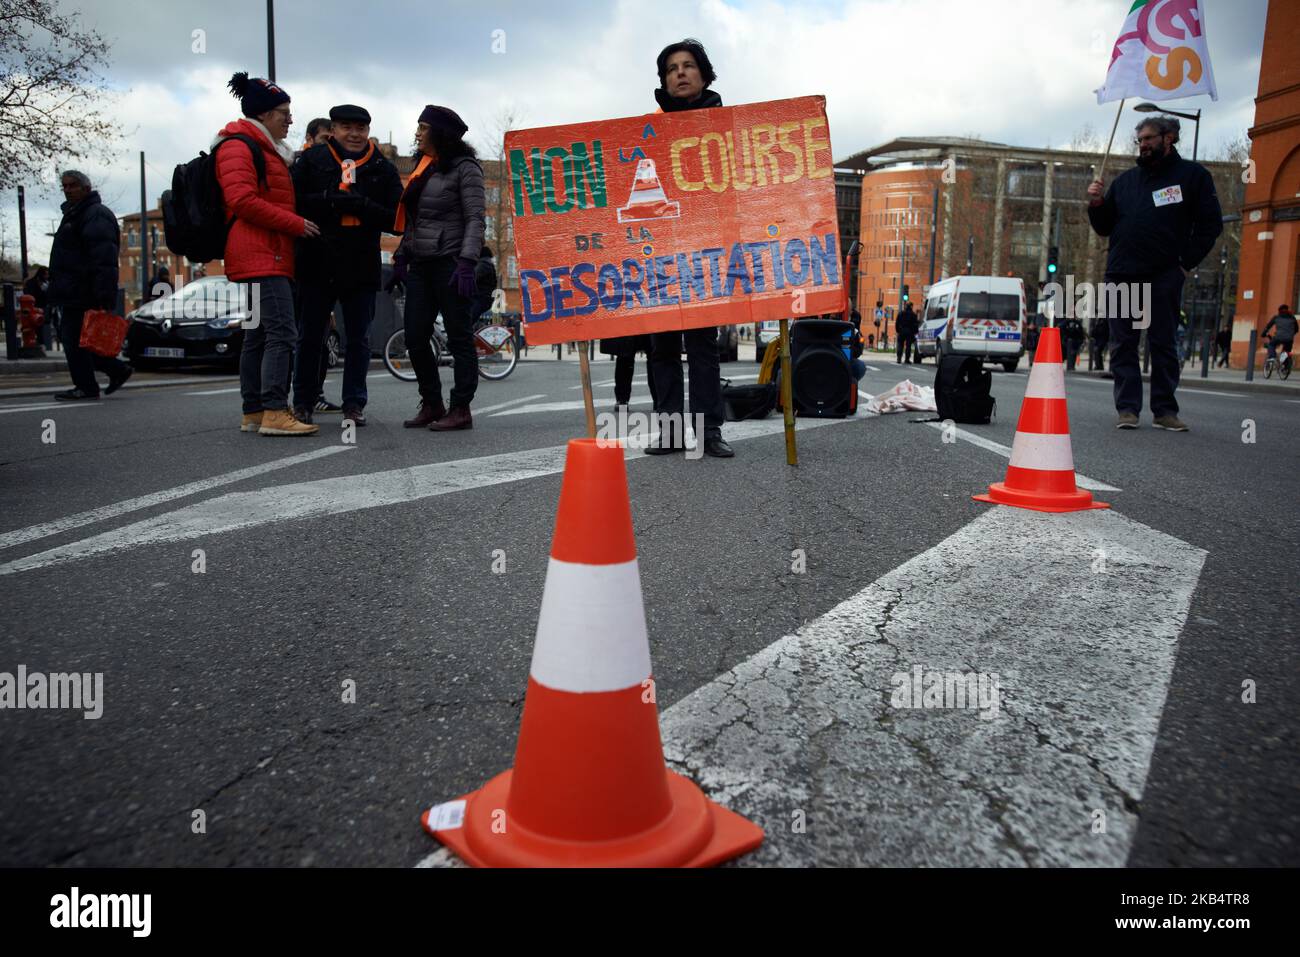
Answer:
[837,137,1241,346]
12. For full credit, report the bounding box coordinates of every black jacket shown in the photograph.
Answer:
[292,139,403,290]
[1088,149,1222,277]
[48,191,119,310]
[895,307,919,337]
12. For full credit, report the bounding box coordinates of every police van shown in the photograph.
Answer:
[916,275,1026,372]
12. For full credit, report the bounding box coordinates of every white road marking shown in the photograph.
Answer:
[185,387,241,396]
[0,376,241,399]
[656,505,1207,866]
[924,422,1120,492]
[0,416,856,575]
[0,402,104,415]
[492,399,654,417]
[473,394,548,416]
[0,446,354,551]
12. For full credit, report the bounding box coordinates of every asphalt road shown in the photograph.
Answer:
[0,354,1295,867]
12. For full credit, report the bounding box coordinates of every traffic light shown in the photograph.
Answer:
[1047,246,1059,276]
[901,284,910,302]
[876,298,883,310]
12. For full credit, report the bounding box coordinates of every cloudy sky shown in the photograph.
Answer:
[9,0,1269,262]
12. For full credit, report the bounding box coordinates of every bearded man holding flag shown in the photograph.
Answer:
[1087,0,1222,432]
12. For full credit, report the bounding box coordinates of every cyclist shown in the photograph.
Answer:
[1262,304,1296,365]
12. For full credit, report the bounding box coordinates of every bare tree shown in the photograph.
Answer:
[0,0,120,190]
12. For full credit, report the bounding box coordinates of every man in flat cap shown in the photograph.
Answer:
[290,103,403,426]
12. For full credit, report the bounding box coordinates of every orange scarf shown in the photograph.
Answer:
[393,153,434,234]
[326,140,375,227]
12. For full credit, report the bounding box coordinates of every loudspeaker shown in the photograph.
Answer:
[790,318,855,417]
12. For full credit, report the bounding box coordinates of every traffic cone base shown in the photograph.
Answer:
[973,483,1108,512]
[421,438,763,867]
[424,768,762,868]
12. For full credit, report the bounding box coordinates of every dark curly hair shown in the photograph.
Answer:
[656,38,716,90]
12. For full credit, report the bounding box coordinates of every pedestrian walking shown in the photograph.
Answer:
[1025,317,1040,366]
[1089,315,1108,370]
[895,302,919,363]
[291,103,402,428]
[1087,115,1222,431]
[396,104,486,432]
[1214,322,1231,367]
[218,72,320,436]
[645,38,731,458]
[47,170,132,401]
[1062,316,1085,371]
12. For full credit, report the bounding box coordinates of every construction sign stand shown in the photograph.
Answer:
[779,319,797,466]
[577,342,596,438]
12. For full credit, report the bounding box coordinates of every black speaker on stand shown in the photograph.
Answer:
[788,318,856,417]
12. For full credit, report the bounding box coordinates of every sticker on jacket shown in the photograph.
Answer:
[1152,185,1184,207]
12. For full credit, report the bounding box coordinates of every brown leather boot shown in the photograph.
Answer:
[428,404,472,431]
[403,398,445,428]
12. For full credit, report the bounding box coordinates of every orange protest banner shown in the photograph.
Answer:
[507,95,843,346]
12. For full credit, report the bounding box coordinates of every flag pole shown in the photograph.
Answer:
[1095,98,1126,184]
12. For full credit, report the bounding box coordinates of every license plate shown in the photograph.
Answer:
[143,347,185,358]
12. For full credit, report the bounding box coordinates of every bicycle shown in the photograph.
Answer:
[384,315,518,382]
[1263,338,1292,380]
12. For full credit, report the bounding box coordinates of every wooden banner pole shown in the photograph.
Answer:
[1095,97,1126,185]
[779,318,797,466]
[577,341,597,438]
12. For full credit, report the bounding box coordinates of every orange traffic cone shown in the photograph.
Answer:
[617,158,681,223]
[972,326,1109,513]
[421,438,763,866]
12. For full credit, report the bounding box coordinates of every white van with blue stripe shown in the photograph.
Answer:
[917,275,1026,372]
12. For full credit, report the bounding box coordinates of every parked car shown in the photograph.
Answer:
[124,275,247,369]
[127,266,407,370]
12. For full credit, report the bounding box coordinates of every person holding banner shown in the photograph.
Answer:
[1087,116,1221,432]
[396,105,486,432]
[645,38,732,458]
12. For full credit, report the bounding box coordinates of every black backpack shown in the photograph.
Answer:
[722,379,778,421]
[474,257,498,294]
[935,354,996,424]
[161,134,266,264]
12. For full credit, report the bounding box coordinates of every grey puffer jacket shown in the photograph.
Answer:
[398,155,486,263]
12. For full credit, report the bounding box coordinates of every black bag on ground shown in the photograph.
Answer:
[722,379,777,421]
[934,354,996,424]
[162,135,265,265]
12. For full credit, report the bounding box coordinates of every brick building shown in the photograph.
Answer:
[118,209,204,309]
[1232,1,1299,367]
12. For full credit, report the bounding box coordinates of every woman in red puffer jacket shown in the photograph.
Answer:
[216,72,320,436]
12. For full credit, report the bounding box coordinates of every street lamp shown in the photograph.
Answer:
[1134,101,1202,162]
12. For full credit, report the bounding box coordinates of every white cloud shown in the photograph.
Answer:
[10,0,1265,265]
